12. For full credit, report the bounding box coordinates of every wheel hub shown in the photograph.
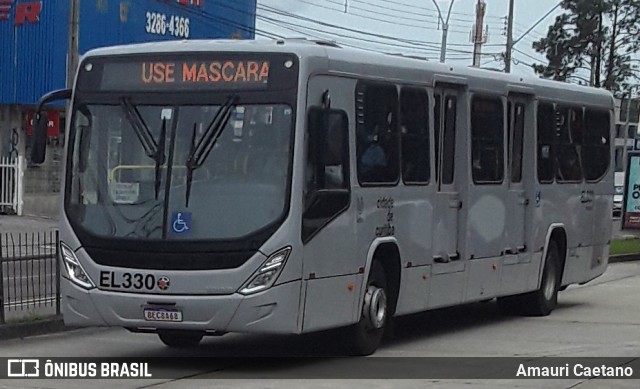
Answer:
[364,286,387,329]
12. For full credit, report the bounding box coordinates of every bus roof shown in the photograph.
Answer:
[81,38,615,108]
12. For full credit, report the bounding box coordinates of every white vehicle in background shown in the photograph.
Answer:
[614,172,624,218]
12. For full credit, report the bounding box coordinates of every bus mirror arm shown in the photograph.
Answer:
[31,88,72,164]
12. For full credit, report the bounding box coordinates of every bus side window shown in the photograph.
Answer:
[434,94,442,184]
[555,106,583,182]
[400,87,430,184]
[356,81,399,185]
[583,110,611,181]
[471,95,504,184]
[537,102,555,183]
[441,96,456,185]
[303,107,350,242]
[511,103,525,183]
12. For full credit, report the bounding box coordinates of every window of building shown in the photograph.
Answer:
[615,146,624,172]
[400,87,430,184]
[471,96,504,184]
[356,82,399,184]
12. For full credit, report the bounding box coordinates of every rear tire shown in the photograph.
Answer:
[158,331,203,348]
[497,240,561,316]
[346,261,388,356]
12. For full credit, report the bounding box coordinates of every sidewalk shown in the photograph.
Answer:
[0,214,58,235]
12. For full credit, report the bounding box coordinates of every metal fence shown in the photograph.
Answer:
[0,156,24,215]
[0,231,60,324]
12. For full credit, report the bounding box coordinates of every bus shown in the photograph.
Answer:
[31,39,614,355]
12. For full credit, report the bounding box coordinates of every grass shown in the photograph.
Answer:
[610,238,640,256]
[5,312,45,324]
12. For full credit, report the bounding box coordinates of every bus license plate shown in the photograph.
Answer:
[144,308,183,322]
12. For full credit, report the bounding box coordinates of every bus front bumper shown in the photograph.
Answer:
[61,278,302,335]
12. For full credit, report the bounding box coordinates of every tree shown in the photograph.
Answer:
[532,0,640,94]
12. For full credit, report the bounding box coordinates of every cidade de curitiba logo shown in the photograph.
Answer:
[6,359,152,378]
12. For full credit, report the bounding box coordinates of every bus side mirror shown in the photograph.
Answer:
[31,112,48,164]
[30,88,72,164]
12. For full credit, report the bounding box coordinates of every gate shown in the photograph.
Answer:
[0,156,23,215]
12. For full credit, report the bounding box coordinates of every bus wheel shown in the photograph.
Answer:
[158,331,204,348]
[521,240,561,316]
[347,260,388,356]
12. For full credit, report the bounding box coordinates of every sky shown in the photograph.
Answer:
[255,0,565,77]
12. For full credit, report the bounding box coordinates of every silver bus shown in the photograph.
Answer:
[32,39,613,355]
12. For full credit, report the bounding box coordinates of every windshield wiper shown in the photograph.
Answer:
[155,119,167,199]
[184,95,237,207]
[120,98,158,159]
[120,98,166,199]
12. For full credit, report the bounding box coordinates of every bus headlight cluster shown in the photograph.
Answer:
[239,247,291,295]
[60,242,95,290]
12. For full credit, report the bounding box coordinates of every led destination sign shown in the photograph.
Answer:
[101,60,269,91]
[79,54,298,92]
[140,60,270,85]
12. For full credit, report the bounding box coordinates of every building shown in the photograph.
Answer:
[613,97,640,218]
[0,0,256,216]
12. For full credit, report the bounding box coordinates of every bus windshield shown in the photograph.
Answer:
[66,101,293,241]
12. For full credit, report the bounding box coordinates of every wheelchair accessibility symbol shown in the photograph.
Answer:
[171,212,192,235]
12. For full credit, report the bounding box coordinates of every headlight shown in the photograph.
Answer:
[60,242,95,290]
[239,247,291,295]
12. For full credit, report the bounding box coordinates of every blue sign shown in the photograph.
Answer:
[535,191,541,208]
[171,212,192,235]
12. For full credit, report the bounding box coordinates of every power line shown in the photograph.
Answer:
[257,15,443,54]
[513,2,563,46]
[148,0,283,39]
[513,47,545,64]
[283,0,472,32]
[259,4,487,53]
[259,17,440,59]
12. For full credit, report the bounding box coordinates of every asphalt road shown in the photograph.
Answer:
[0,261,639,388]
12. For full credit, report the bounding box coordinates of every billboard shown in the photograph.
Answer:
[79,0,257,54]
[623,153,640,229]
[0,0,257,105]
[0,1,68,104]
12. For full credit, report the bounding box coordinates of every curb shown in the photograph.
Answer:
[0,315,73,341]
[610,254,640,263]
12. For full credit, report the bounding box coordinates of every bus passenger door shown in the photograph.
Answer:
[506,97,528,257]
[432,89,462,267]
[428,87,466,309]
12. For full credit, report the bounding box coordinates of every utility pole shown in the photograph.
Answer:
[504,0,515,73]
[432,0,456,63]
[67,0,80,89]
[471,0,487,67]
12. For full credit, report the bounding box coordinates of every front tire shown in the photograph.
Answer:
[158,331,203,348]
[346,261,388,356]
